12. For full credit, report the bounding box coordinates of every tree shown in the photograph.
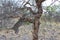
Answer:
[0,0,45,40]
[12,0,45,40]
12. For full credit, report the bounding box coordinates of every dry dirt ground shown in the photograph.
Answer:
[0,19,60,40]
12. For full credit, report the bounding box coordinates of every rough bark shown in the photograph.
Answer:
[33,17,40,40]
[32,0,45,40]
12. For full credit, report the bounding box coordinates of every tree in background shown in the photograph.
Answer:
[43,4,60,22]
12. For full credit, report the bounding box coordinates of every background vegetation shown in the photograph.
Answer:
[0,0,60,40]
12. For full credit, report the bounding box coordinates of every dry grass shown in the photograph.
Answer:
[0,17,60,40]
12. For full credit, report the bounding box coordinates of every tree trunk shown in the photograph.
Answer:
[32,0,45,40]
[33,17,40,40]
